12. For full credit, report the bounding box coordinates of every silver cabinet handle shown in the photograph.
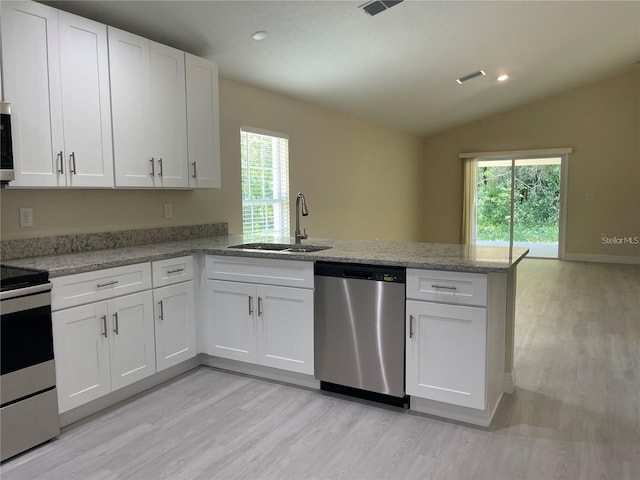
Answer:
[248,296,254,315]
[158,158,163,177]
[191,161,197,179]
[150,158,155,177]
[70,152,77,174]
[409,315,415,339]
[158,300,164,321]
[167,268,184,274]
[432,284,457,291]
[101,315,108,338]
[258,297,263,317]
[113,312,119,335]
[97,280,119,288]
[57,151,64,174]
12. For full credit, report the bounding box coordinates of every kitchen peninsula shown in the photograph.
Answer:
[2,230,527,427]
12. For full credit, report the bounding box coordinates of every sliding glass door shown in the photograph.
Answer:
[475,156,564,258]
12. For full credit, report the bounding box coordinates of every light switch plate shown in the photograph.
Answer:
[164,204,173,219]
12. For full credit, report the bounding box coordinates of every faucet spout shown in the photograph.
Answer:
[295,192,308,244]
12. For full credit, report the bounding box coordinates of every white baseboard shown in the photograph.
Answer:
[410,394,503,428]
[59,357,200,428]
[201,355,320,390]
[564,253,640,265]
[503,369,516,394]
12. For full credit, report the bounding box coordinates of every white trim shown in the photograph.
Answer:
[558,155,569,260]
[240,125,289,140]
[202,355,320,390]
[503,370,516,394]
[564,253,640,265]
[410,395,501,427]
[460,147,573,159]
[59,357,200,428]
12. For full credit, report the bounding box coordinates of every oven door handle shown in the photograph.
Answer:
[0,282,52,301]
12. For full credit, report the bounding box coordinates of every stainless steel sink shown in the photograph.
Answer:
[286,245,332,253]
[227,243,332,253]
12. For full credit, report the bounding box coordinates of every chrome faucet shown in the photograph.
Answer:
[294,192,309,244]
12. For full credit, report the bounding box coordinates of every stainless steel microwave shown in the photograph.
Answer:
[1,101,15,185]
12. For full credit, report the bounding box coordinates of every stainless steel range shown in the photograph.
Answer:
[1,265,60,462]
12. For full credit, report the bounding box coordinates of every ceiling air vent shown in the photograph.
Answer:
[456,70,486,85]
[359,0,404,17]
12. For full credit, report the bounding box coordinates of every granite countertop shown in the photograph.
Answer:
[2,234,528,277]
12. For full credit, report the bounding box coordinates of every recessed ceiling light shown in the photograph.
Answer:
[497,74,510,82]
[252,31,268,41]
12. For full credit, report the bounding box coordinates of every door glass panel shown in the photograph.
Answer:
[476,157,561,258]
[476,161,512,249]
[513,158,561,258]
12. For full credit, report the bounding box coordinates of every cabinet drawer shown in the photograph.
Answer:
[51,263,152,311]
[152,256,194,287]
[206,255,313,288]
[406,269,487,306]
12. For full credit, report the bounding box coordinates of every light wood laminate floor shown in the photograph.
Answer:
[2,259,639,479]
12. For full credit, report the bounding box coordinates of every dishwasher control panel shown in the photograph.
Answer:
[315,262,406,283]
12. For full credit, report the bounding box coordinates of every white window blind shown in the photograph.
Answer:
[240,128,290,237]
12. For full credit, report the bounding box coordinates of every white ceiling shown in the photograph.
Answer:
[46,0,640,137]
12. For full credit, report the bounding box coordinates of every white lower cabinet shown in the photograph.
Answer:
[207,280,256,363]
[257,284,314,373]
[52,290,156,413]
[406,300,487,410]
[153,281,196,371]
[206,278,314,375]
[405,268,509,427]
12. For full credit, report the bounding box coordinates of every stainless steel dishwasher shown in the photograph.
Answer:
[314,262,406,406]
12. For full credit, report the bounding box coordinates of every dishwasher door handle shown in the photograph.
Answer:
[343,270,371,280]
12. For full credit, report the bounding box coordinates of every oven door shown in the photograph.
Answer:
[1,283,60,461]
[0,284,55,404]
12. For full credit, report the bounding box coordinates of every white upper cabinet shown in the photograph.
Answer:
[186,54,221,189]
[109,27,188,188]
[150,43,188,188]
[108,27,153,188]
[1,2,113,188]
[58,12,114,187]
[1,1,65,187]
[2,1,220,190]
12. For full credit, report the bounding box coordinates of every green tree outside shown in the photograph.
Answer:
[476,164,560,243]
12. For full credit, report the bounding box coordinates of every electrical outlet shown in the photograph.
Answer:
[19,208,33,228]
[164,204,173,219]
[584,193,596,202]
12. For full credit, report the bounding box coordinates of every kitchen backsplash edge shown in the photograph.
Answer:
[0,223,228,260]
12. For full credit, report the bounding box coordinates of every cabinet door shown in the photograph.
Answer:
[206,280,257,363]
[52,302,111,413]
[153,281,196,371]
[186,53,221,189]
[257,285,314,374]
[108,27,153,187]
[406,300,487,410]
[1,1,65,187]
[59,12,114,187]
[109,291,156,390]
[149,42,188,188]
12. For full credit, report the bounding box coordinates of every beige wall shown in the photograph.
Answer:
[0,77,423,242]
[420,68,640,258]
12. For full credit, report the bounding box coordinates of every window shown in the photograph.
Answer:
[240,128,290,237]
